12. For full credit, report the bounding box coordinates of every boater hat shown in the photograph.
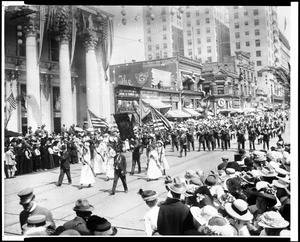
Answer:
[225,199,253,221]
[167,177,187,194]
[258,211,289,229]
[22,215,51,230]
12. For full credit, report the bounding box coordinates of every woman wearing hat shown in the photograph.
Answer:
[23,215,53,236]
[139,189,160,236]
[157,140,169,176]
[146,144,163,182]
[258,211,289,236]
[86,215,117,236]
[93,139,108,176]
[78,146,95,189]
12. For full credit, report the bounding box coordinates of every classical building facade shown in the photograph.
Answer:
[4,5,114,134]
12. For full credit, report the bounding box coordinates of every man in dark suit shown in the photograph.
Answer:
[56,145,72,186]
[196,128,206,151]
[109,142,128,195]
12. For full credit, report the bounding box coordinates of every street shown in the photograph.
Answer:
[3,121,290,237]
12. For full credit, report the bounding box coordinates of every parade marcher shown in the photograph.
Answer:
[105,143,116,181]
[186,129,195,152]
[204,128,212,151]
[179,131,188,157]
[78,146,96,189]
[157,140,169,176]
[93,138,108,176]
[18,187,56,234]
[170,129,179,152]
[109,142,128,195]
[5,145,17,178]
[248,126,257,151]
[262,128,271,150]
[139,189,160,236]
[237,129,246,150]
[130,137,142,175]
[86,215,118,236]
[56,145,72,186]
[63,198,94,235]
[147,144,163,181]
[196,127,206,151]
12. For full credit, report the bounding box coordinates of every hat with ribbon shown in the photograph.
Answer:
[157,140,164,145]
[225,168,236,177]
[86,215,118,236]
[22,215,51,230]
[138,189,158,202]
[223,177,242,193]
[225,199,253,221]
[272,178,289,189]
[240,171,255,185]
[185,169,196,180]
[247,186,277,207]
[275,167,289,179]
[258,211,289,229]
[73,198,94,212]
[167,176,187,194]
[204,174,217,186]
[261,166,278,177]
[18,187,35,205]
[190,205,219,227]
[204,216,237,236]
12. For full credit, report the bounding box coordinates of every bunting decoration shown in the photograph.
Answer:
[150,106,173,132]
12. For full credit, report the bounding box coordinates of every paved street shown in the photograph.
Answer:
[3,121,290,238]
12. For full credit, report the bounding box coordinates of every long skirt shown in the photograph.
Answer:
[48,154,55,169]
[79,165,95,185]
[106,158,114,179]
[147,157,162,180]
[160,156,170,170]
[93,154,107,175]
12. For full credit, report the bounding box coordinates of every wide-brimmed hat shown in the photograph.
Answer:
[18,187,35,205]
[222,155,229,160]
[73,198,94,212]
[22,215,51,230]
[205,216,237,236]
[238,149,246,155]
[268,160,280,170]
[139,189,158,202]
[167,176,187,194]
[225,199,253,221]
[225,168,236,177]
[223,177,242,193]
[261,166,278,177]
[272,178,289,189]
[185,169,196,179]
[247,186,277,207]
[190,177,203,186]
[190,205,219,227]
[59,229,81,236]
[86,215,118,236]
[157,140,164,145]
[204,175,217,186]
[258,211,289,229]
[240,171,255,185]
[278,174,291,184]
[275,167,289,178]
[256,181,271,191]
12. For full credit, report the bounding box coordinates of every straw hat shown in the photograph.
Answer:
[22,215,51,230]
[225,199,253,221]
[167,177,187,194]
[258,211,289,228]
[73,198,94,212]
[260,166,278,177]
[190,205,219,227]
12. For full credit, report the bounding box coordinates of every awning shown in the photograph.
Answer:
[182,108,201,117]
[182,74,195,83]
[141,99,171,109]
[165,109,191,118]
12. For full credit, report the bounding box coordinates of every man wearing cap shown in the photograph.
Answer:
[157,177,194,235]
[18,187,56,234]
[63,198,94,235]
[56,144,72,186]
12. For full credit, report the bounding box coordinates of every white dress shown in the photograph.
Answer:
[144,206,160,236]
[106,146,116,179]
[147,150,162,179]
[157,146,170,170]
[93,143,107,175]
[79,151,95,185]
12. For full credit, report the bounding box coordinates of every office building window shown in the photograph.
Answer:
[156,44,159,50]
[156,53,160,59]
[205,18,210,23]
[205,9,209,14]
[235,32,240,38]
[162,16,166,22]
[253,9,259,15]
[163,43,167,49]
[198,47,201,54]
[188,49,192,55]
[148,54,152,60]
[256,50,261,57]
[257,71,262,77]
[164,52,168,58]
[207,46,211,53]
[187,30,192,36]
[206,37,211,43]
[236,42,241,49]
[188,39,192,45]
[196,19,200,25]
[256,60,262,66]
[148,45,152,51]
[255,29,260,35]
[163,25,167,31]
[147,20,150,25]
[197,38,201,44]
[234,23,239,29]
[186,12,190,18]
[163,34,167,40]
[207,57,212,62]
[187,21,191,27]
[254,19,259,26]
[246,41,250,46]
[244,21,249,26]
[255,39,260,47]
[244,11,248,16]
[147,27,151,34]
[147,37,151,42]
[234,12,239,19]
[245,31,250,36]
[206,27,210,33]
[198,57,202,63]
[197,29,200,34]
[196,11,200,16]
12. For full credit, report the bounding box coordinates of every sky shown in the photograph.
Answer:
[277,6,291,43]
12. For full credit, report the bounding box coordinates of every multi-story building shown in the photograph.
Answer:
[182,6,231,63]
[4,5,114,134]
[228,6,287,108]
[143,6,184,60]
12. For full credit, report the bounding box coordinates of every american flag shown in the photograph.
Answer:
[88,109,109,129]
[150,106,172,132]
[6,93,17,109]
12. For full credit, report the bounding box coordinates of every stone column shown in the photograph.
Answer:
[25,20,41,130]
[40,74,52,133]
[71,77,77,125]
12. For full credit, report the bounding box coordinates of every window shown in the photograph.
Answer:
[244,21,249,26]
[196,19,200,25]
[197,38,201,44]
[207,57,212,62]
[188,39,192,45]
[186,12,190,18]
[236,42,241,49]
[206,27,210,33]
[205,9,209,14]
[255,39,260,47]
[206,37,211,43]
[244,11,248,16]
[156,53,160,59]
[246,41,250,46]
[147,27,151,34]
[234,23,239,29]
[147,20,151,25]
[235,32,240,38]
[196,11,200,16]
[207,46,211,53]
[198,47,201,54]
[197,29,200,35]
[256,51,261,57]
[256,60,262,66]
[164,52,168,58]
[254,19,259,26]
[255,29,260,35]
[147,37,151,42]
[187,30,192,36]
[163,25,166,31]
[253,9,259,15]
[199,57,202,63]
[148,54,152,60]
[148,45,152,51]
[156,44,159,50]
[187,21,191,27]
[245,31,249,36]
[257,71,262,77]
[50,38,58,61]
[188,49,192,56]
[162,16,166,22]
[234,12,239,19]
[163,43,167,49]
[163,34,167,40]
[205,18,210,24]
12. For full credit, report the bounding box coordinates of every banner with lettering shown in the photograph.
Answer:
[113,113,135,141]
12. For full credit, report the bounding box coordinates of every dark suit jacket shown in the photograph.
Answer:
[63,216,92,235]
[60,150,71,169]
[113,153,127,173]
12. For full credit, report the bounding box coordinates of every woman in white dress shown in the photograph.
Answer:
[147,144,162,181]
[105,144,116,181]
[93,138,107,176]
[79,145,96,189]
[156,140,169,176]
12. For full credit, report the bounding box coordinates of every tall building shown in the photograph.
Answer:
[227,6,285,106]
[182,6,231,63]
[142,6,184,60]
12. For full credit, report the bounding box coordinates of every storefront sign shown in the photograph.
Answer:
[116,89,140,99]
[233,99,240,108]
